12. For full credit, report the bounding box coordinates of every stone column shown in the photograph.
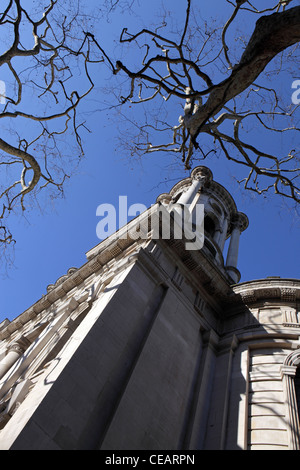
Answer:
[172,168,211,247]
[177,167,212,207]
[217,218,228,252]
[177,177,202,206]
[0,337,31,380]
[213,227,222,245]
[226,212,248,283]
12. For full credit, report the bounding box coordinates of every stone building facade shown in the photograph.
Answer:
[0,166,299,450]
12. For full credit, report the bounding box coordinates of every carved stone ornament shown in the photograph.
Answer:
[281,288,297,302]
[8,336,31,355]
[7,343,26,356]
[191,166,213,187]
[240,290,257,304]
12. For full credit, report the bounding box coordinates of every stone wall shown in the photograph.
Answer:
[0,237,299,450]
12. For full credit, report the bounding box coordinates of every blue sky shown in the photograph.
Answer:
[0,0,299,323]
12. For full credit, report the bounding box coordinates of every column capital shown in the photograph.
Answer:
[231,212,249,232]
[191,166,213,188]
[156,193,172,205]
[8,336,31,355]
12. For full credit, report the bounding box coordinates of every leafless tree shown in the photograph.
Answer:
[103,0,300,204]
[1,0,299,258]
[0,0,106,252]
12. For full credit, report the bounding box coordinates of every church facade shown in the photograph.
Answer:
[0,166,299,450]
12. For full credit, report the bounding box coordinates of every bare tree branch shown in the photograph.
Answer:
[0,0,105,253]
[101,0,300,203]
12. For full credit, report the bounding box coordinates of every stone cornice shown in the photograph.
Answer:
[0,228,141,340]
[232,278,300,304]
